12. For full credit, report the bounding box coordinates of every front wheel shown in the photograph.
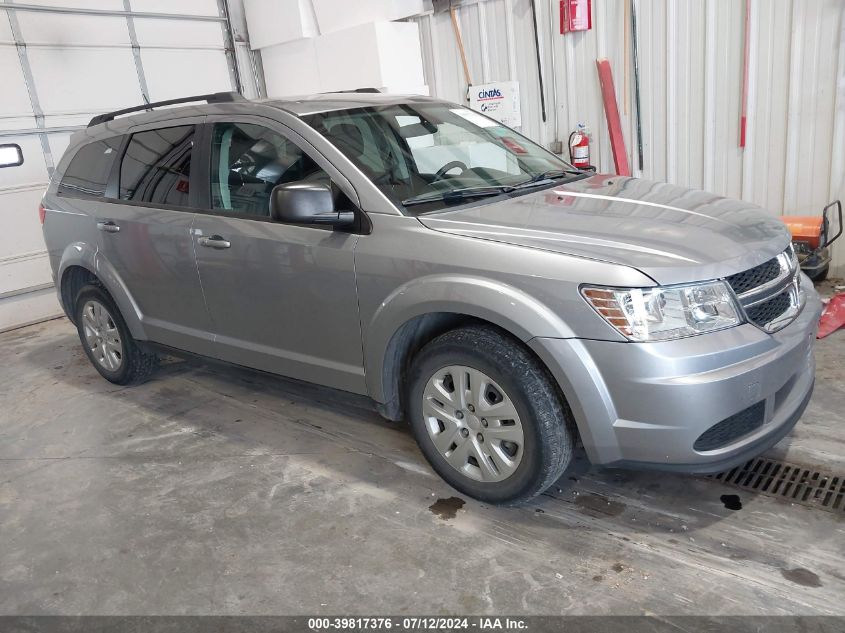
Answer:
[407,326,574,505]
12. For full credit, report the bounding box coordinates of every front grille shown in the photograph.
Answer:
[723,248,800,332]
[725,257,782,295]
[693,401,765,451]
[745,290,792,328]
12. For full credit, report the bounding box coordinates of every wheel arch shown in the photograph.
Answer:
[366,275,576,421]
[57,244,146,340]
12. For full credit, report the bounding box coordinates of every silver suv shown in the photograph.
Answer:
[41,91,823,504]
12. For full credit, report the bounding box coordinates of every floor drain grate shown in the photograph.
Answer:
[711,458,845,514]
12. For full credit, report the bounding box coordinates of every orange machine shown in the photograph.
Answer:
[782,200,841,281]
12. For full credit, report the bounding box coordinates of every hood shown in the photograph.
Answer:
[418,175,792,286]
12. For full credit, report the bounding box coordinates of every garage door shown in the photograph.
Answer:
[0,0,259,332]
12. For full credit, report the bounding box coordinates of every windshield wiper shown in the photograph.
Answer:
[401,185,515,207]
[512,169,583,189]
[401,169,586,207]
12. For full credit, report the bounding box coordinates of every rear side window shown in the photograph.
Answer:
[119,125,194,207]
[57,137,122,199]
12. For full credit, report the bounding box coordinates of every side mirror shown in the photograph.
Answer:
[0,144,23,168]
[270,182,355,228]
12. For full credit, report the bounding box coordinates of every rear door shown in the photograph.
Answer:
[191,117,366,393]
[96,118,213,354]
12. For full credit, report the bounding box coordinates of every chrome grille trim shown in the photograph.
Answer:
[741,274,797,308]
[733,248,796,303]
[725,247,804,333]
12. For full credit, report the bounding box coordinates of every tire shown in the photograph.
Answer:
[74,284,158,385]
[406,325,574,505]
[808,264,829,282]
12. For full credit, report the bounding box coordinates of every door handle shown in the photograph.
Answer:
[198,235,231,249]
[97,220,120,233]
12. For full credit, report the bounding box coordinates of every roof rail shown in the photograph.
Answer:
[88,92,245,127]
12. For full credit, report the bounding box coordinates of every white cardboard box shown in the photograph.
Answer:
[261,38,321,97]
[311,0,426,35]
[244,0,319,50]
[315,21,424,93]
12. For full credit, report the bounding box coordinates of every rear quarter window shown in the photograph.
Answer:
[119,125,194,207]
[57,136,123,199]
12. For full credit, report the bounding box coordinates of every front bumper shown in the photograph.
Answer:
[529,277,823,472]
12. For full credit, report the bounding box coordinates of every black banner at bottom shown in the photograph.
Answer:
[0,616,843,633]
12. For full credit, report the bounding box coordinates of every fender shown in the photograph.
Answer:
[364,273,576,403]
[57,243,147,341]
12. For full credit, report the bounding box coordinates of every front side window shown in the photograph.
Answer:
[119,125,194,206]
[303,103,584,214]
[210,122,328,217]
[58,136,123,199]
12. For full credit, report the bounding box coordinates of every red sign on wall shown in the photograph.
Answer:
[560,0,591,34]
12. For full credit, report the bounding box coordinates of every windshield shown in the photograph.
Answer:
[302,103,584,214]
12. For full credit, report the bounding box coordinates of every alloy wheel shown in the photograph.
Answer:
[81,299,123,372]
[421,365,524,483]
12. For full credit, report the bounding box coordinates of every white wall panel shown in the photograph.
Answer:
[0,187,48,262]
[1,0,247,330]
[0,135,53,324]
[0,10,13,40]
[747,0,791,213]
[140,48,230,100]
[132,17,224,47]
[27,46,142,120]
[0,289,62,334]
[831,5,845,237]
[0,182,59,332]
[15,12,130,46]
[0,48,36,129]
[17,0,123,8]
[130,0,220,15]
[0,137,47,187]
[783,0,841,215]
[415,0,845,276]
[0,249,54,297]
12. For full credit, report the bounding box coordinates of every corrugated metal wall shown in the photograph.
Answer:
[415,0,845,276]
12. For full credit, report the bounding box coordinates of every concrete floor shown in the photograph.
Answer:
[1,292,844,615]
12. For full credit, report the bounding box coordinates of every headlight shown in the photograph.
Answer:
[581,281,741,341]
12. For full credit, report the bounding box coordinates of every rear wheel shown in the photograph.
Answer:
[407,326,574,505]
[74,285,158,385]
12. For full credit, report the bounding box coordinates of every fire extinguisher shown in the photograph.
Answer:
[569,123,590,169]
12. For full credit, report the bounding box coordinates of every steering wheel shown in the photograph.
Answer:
[433,160,468,182]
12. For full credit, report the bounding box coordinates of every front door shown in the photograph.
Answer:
[96,119,214,354]
[192,120,365,393]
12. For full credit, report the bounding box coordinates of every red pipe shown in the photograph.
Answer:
[596,59,631,176]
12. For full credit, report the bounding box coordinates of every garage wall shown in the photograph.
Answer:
[415,0,845,276]
[2,0,842,334]
[0,0,261,332]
